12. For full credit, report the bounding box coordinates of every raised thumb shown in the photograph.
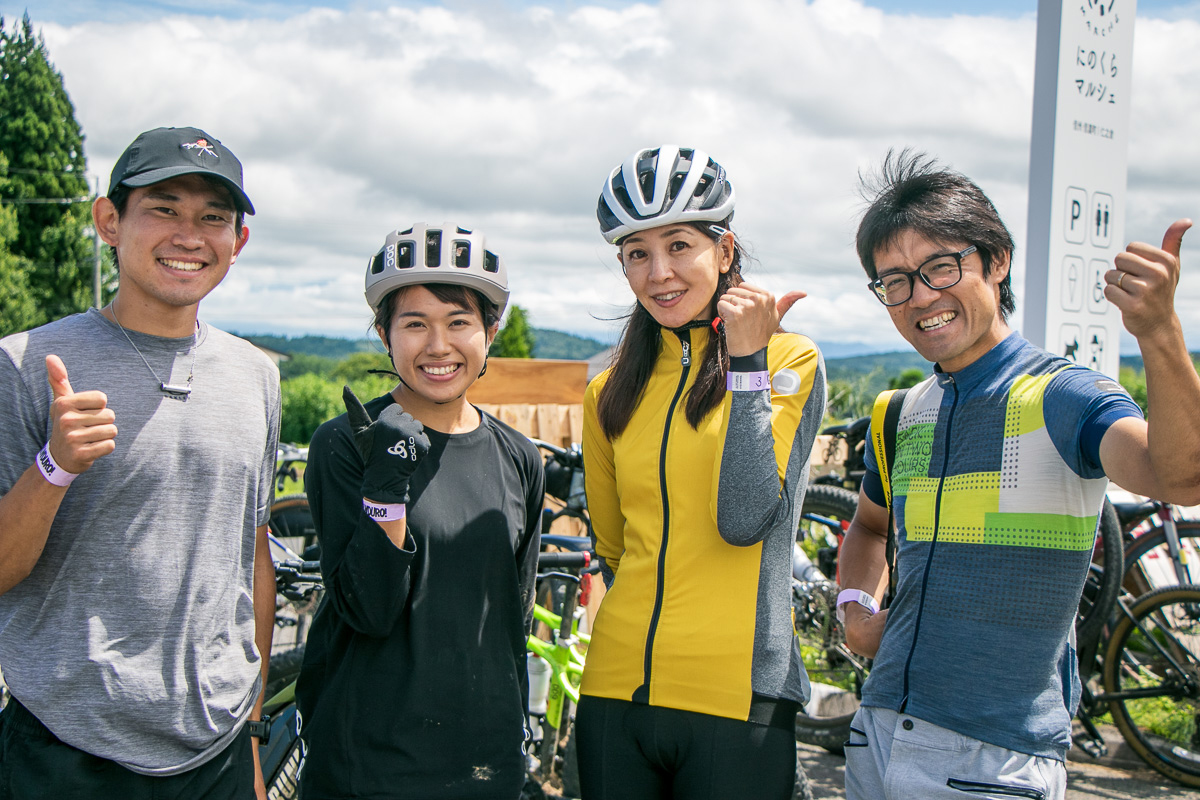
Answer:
[46,354,74,399]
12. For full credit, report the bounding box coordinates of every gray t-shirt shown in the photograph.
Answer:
[0,308,281,774]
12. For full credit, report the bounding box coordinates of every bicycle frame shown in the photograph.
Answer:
[527,602,587,728]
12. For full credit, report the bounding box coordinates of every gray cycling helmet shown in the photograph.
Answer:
[597,145,735,245]
[364,222,508,315]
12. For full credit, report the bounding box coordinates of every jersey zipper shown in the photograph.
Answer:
[633,330,692,703]
[899,373,956,712]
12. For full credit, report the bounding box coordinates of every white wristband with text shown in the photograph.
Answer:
[726,370,771,392]
[363,499,406,523]
[835,589,880,624]
[36,443,78,487]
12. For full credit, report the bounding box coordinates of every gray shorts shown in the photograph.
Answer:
[843,706,1066,800]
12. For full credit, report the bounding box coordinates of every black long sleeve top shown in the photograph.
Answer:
[296,394,543,800]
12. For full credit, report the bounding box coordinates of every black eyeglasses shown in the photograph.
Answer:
[867,245,977,306]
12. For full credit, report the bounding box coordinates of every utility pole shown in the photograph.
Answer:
[93,176,102,308]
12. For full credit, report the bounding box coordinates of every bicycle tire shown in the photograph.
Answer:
[270,494,319,560]
[1076,498,1124,651]
[1123,521,1200,596]
[795,484,858,580]
[264,645,306,702]
[560,721,580,798]
[1102,584,1200,787]
[259,645,308,800]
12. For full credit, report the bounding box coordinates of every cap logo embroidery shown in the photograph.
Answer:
[180,138,218,158]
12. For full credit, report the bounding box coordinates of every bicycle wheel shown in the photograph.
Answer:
[1103,584,1200,787]
[260,646,308,800]
[269,493,319,560]
[796,484,858,581]
[793,485,863,753]
[264,646,306,702]
[1124,521,1200,596]
[1076,498,1124,651]
[792,578,868,754]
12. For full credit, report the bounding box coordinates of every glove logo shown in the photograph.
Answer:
[387,437,417,460]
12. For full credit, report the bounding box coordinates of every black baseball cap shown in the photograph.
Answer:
[108,126,255,215]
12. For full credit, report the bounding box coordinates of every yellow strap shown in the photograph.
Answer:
[870,390,897,510]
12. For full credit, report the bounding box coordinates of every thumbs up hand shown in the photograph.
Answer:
[718,283,807,357]
[46,355,117,474]
[1109,219,1192,341]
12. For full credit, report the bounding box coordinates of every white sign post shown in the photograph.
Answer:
[1025,0,1137,379]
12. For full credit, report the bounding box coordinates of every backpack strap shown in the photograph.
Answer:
[869,388,908,593]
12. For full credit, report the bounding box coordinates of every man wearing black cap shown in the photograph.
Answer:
[0,127,280,799]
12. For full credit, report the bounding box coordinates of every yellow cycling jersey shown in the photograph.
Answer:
[581,326,826,721]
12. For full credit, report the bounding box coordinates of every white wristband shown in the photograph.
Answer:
[36,443,78,487]
[726,370,770,391]
[363,499,406,523]
[835,589,880,624]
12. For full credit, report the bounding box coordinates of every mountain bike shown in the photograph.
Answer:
[258,554,323,800]
[524,546,593,800]
[1073,569,1200,787]
[1113,496,1199,594]
[791,484,865,755]
[811,416,870,492]
[1100,583,1200,786]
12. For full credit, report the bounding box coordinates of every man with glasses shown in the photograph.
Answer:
[836,150,1200,800]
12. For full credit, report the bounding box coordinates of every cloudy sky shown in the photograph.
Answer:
[5,0,1199,355]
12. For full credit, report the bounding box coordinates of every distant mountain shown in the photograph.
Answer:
[239,333,379,360]
[530,328,608,360]
[239,328,607,361]
[238,331,1177,380]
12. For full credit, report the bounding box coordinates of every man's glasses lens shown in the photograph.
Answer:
[869,245,976,306]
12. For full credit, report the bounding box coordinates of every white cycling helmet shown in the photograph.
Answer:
[597,145,735,245]
[364,222,508,315]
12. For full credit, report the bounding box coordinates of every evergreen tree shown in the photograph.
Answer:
[489,304,535,358]
[0,13,102,325]
[0,153,39,336]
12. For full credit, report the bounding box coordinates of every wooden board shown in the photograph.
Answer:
[466,358,588,405]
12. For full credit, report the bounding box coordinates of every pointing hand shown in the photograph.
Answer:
[343,385,430,505]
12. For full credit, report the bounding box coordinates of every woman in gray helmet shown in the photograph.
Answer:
[577,146,826,799]
[295,224,543,800]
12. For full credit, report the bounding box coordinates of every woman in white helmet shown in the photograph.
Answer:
[295,224,543,800]
[577,146,826,798]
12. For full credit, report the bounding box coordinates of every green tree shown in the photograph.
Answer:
[330,351,394,384]
[1119,366,1148,416]
[0,153,38,336]
[280,374,343,445]
[490,305,535,358]
[887,367,926,391]
[0,13,104,325]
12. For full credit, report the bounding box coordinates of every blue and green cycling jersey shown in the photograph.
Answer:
[860,332,1142,760]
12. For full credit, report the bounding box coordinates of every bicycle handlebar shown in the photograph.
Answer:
[538,551,591,570]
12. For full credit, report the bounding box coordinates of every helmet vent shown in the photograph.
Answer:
[426,230,442,267]
[396,243,413,270]
[484,251,499,274]
[369,251,385,275]
[453,240,471,268]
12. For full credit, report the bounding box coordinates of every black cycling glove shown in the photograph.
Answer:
[343,385,430,505]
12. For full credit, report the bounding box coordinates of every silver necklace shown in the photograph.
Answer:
[110,301,198,398]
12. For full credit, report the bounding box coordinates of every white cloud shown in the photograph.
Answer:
[21,0,1200,355]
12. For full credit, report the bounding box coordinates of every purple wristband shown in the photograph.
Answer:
[36,443,78,487]
[363,499,406,522]
[726,370,771,391]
